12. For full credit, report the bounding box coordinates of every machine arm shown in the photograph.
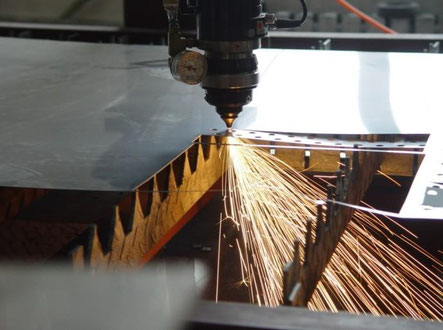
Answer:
[163,0,307,127]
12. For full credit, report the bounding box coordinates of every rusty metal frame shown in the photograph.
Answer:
[284,149,382,306]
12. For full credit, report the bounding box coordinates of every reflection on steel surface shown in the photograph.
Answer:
[236,50,443,135]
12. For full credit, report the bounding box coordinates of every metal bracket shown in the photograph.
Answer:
[318,39,332,51]
[163,0,188,57]
[426,41,440,54]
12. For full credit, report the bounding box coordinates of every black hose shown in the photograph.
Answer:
[275,0,308,29]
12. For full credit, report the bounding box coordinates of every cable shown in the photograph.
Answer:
[275,0,308,29]
[336,0,397,34]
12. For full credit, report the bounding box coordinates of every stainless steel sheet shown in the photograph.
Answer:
[0,37,224,191]
[2,37,443,191]
[236,49,443,135]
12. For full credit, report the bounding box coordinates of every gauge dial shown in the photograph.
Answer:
[171,51,207,85]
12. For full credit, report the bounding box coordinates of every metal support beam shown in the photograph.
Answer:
[285,147,382,306]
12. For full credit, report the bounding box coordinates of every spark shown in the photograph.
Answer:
[221,137,442,320]
[216,214,223,303]
[377,169,402,187]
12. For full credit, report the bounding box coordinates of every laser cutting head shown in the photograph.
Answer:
[164,0,307,127]
[196,0,263,127]
[203,71,257,129]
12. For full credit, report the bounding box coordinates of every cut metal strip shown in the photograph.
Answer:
[223,129,427,150]
[401,133,443,219]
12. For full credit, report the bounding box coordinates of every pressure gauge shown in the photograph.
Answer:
[170,50,208,85]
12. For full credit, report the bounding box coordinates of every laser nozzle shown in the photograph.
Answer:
[220,113,238,128]
[216,106,242,128]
